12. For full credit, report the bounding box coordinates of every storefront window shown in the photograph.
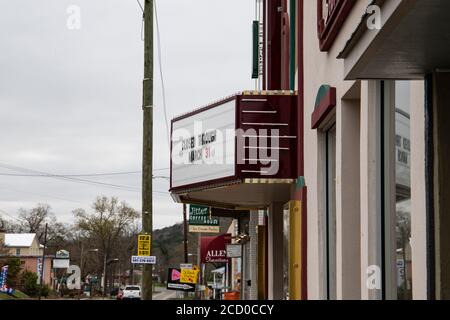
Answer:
[394,81,412,300]
[382,81,412,300]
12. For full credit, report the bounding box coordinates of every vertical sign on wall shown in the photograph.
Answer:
[252,20,259,79]
[37,257,42,284]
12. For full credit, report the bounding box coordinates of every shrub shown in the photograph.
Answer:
[40,284,50,297]
[22,271,39,297]
[2,257,22,288]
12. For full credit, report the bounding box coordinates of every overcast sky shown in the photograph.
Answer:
[0,0,254,229]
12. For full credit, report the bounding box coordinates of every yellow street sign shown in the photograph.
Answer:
[180,266,200,284]
[138,234,151,257]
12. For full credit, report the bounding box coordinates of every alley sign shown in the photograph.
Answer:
[189,205,220,233]
[131,256,156,265]
[138,234,151,256]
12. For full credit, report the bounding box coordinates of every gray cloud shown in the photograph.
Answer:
[0,0,254,229]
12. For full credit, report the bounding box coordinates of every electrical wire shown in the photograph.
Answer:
[0,163,140,193]
[0,208,22,223]
[136,0,144,13]
[0,171,141,177]
[0,185,83,204]
[154,0,171,148]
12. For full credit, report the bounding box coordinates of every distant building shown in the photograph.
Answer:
[0,232,53,285]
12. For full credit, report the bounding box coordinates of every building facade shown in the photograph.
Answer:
[302,0,449,300]
[0,232,53,286]
[170,0,450,300]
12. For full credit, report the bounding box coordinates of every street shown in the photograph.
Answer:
[154,289,177,300]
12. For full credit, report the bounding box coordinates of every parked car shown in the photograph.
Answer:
[121,285,141,300]
[116,288,124,300]
[110,287,120,297]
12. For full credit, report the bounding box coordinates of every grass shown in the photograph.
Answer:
[0,290,29,300]
[11,290,29,299]
[0,292,15,300]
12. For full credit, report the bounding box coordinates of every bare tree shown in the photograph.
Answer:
[16,204,70,249]
[73,196,139,290]
[17,204,51,237]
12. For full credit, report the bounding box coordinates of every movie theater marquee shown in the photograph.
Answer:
[171,99,236,189]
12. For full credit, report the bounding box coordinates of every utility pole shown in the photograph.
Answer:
[142,0,154,301]
[102,253,107,296]
[38,223,48,301]
[183,204,188,263]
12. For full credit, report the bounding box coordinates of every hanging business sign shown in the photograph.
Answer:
[56,250,70,259]
[200,234,232,264]
[54,249,70,269]
[53,259,70,269]
[188,205,220,233]
[138,234,151,257]
[167,268,196,292]
[226,244,242,258]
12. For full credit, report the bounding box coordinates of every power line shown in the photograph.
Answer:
[0,185,83,204]
[0,167,169,177]
[154,0,171,148]
[0,163,139,192]
[0,171,141,177]
[136,0,144,13]
[0,208,21,222]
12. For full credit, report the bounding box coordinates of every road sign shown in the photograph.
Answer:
[131,256,156,265]
[180,266,200,284]
[167,268,196,292]
[180,263,193,270]
[167,283,196,292]
[226,244,242,258]
[189,205,220,233]
[138,234,151,256]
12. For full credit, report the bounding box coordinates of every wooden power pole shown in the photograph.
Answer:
[142,0,154,301]
[183,204,188,263]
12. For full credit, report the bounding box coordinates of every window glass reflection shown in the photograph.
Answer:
[394,81,412,300]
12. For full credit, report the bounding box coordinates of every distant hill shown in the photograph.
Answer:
[152,217,233,282]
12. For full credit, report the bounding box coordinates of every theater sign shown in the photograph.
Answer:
[170,91,298,209]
